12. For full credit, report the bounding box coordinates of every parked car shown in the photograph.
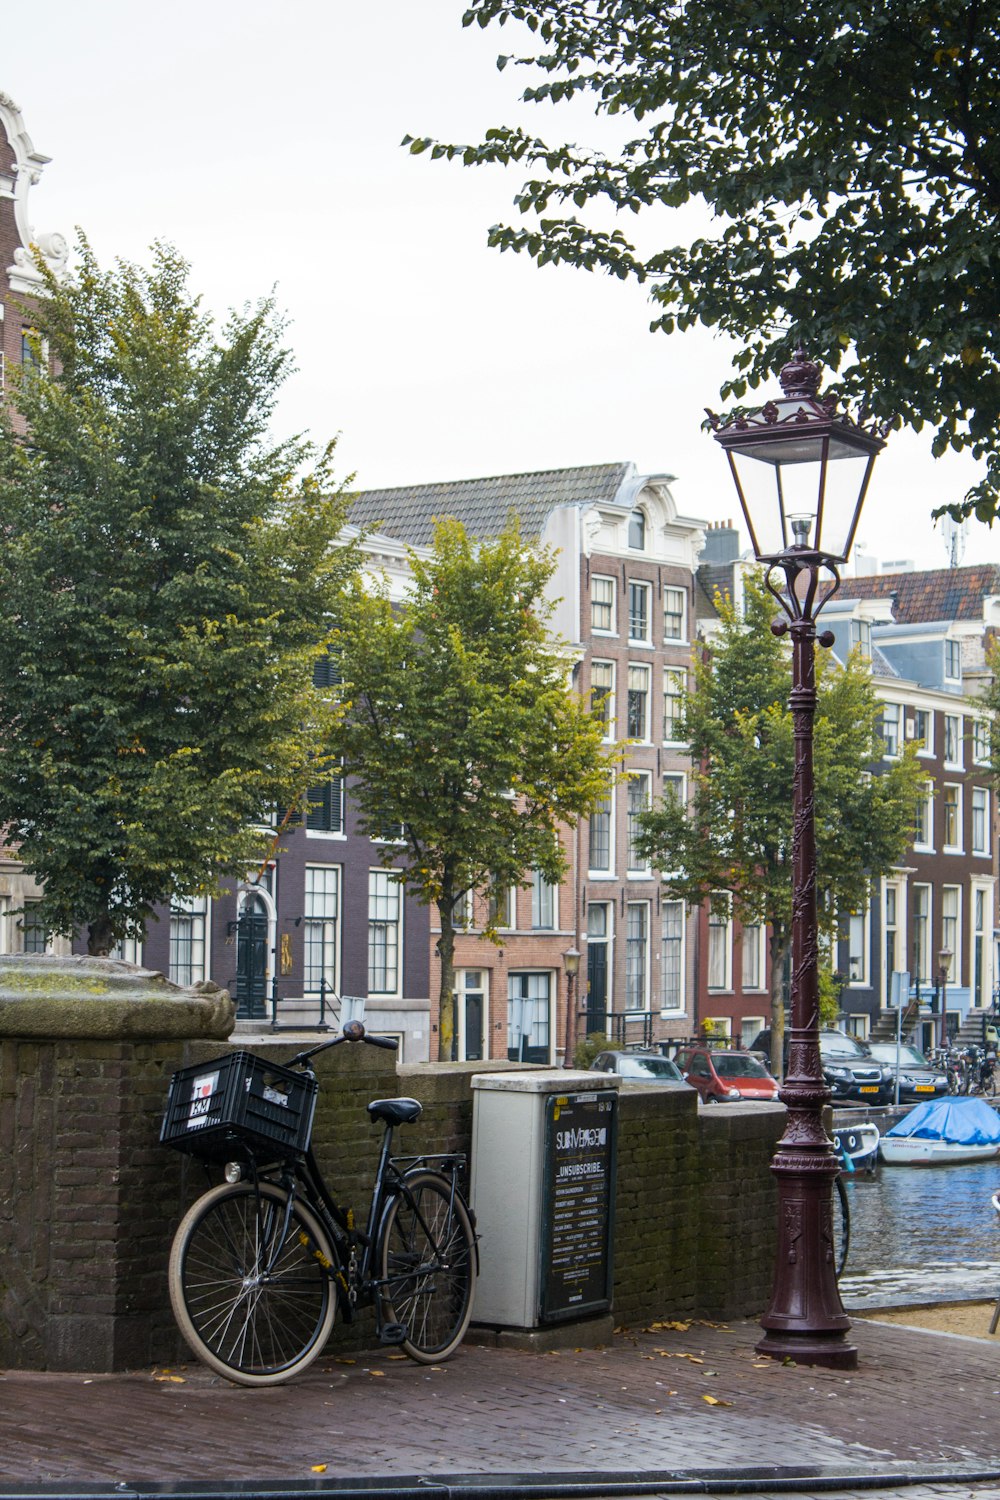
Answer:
[588,1050,694,1089]
[749,1027,893,1106]
[676,1046,780,1104]
[864,1042,949,1102]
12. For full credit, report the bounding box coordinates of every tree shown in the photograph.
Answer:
[408,2,1000,521]
[633,574,924,1073]
[333,516,619,1060]
[0,238,359,954]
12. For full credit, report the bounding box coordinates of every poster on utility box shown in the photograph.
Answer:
[540,1091,618,1323]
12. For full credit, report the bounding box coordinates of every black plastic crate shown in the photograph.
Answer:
[161,1051,318,1163]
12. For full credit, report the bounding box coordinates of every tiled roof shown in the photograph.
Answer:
[349,463,634,547]
[837,564,1000,623]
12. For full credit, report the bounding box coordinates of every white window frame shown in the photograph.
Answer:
[881,702,902,758]
[741,923,766,992]
[913,780,934,851]
[707,892,733,992]
[628,508,647,551]
[588,788,615,876]
[625,900,650,1010]
[626,663,651,741]
[663,584,687,643]
[741,1014,766,1049]
[304,864,340,995]
[972,786,990,856]
[627,579,652,644]
[169,895,209,986]
[913,707,934,757]
[973,719,990,764]
[590,659,615,740]
[944,638,962,682]
[626,771,653,875]
[659,899,685,1014]
[846,903,870,987]
[941,885,961,981]
[913,883,932,985]
[942,781,963,852]
[368,869,402,997]
[662,668,686,744]
[591,575,616,635]
[943,713,963,769]
[531,870,556,930]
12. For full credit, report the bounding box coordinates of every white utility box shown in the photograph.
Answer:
[470,1070,619,1330]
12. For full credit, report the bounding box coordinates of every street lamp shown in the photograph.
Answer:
[708,346,890,1370]
[562,946,582,1067]
[938,948,953,1051]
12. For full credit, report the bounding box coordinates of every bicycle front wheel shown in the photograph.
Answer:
[832,1173,850,1280]
[169,1181,338,1386]
[379,1170,475,1363]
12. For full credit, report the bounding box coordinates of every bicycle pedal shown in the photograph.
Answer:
[379,1322,408,1346]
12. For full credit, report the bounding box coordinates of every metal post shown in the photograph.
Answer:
[756,586,857,1370]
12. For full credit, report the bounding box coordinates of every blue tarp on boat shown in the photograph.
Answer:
[884,1096,1000,1145]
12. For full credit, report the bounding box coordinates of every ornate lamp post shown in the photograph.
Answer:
[562,945,582,1067]
[708,347,890,1369]
[938,948,953,1051]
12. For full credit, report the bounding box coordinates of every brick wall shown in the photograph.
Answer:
[0,1034,783,1371]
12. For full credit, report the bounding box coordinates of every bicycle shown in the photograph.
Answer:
[830,1153,851,1281]
[161,1020,478,1387]
[991,1192,1000,1337]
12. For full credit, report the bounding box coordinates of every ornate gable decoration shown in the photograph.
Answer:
[0,92,68,296]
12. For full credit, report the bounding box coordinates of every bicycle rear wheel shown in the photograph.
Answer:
[379,1170,475,1363]
[169,1181,338,1386]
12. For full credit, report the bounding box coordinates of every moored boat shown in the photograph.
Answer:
[879,1096,1000,1166]
[833,1122,880,1173]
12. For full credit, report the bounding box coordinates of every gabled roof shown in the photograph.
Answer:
[836,564,1000,624]
[349,462,634,547]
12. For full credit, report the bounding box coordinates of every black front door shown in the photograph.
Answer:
[587,941,608,1032]
[236,895,268,1019]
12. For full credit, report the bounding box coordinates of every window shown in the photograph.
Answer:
[488,881,515,930]
[708,893,732,990]
[626,664,650,739]
[22,906,49,954]
[941,886,960,979]
[169,896,208,985]
[943,783,962,850]
[628,508,646,550]
[881,703,902,758]
[531,870,555,929]
[660,901,684,1012]
[913,708,933,755]
[591,576,616,633]
[913,884,931,983]
[663,668,685,742]
[973,719,990,763]
[741,1015,766,1049]
[590,661,614,736]
[507,972,551,1063]
[849,619,872,658]
[312,652,342,690]
[973,887,989,1007]
[368,870,401,994]
[304,865,339,993]
[913,781,933,848]
[973,787,990,855]
[626,772,652,873]
[452,889,474,931]
[847,905,868,984]
[628,581,651,642]
[884,884,899,990]
[663,585,686,641]
[588,791,613,873]
[306,764,345,834]
[111,931,143,965]
[945,639,962,680]
[625,901,649,1008]
[741,924,765,991]
[944,713,962,767]
[20,327,41,381]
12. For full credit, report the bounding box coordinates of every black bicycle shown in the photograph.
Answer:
[161,1021,477,1386]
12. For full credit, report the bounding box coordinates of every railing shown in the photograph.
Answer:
[266,977,367,1033]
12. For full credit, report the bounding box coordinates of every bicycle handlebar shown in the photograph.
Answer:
[288,1020,399,1069]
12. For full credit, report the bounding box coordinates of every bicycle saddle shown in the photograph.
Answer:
[367,1097,423,1126]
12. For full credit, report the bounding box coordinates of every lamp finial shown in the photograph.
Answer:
[779,346,822,400]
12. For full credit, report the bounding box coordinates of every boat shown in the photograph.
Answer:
[832,1122,880,1173]
[879,1096,1000,1166]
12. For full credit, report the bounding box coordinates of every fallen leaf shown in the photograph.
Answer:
[702,1394,733,1407]
[335,1358,356,1365]
[311,1465,328,1474]
[369,1370,385,1377]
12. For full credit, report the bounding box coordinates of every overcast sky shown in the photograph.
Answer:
[7,0,992,571]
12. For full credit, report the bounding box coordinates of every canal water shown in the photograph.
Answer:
[839,1156,1000,1308]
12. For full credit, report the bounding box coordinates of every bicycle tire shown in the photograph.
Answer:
[169,1181,338,1386]
[832,1173,850,1281]
[379,1169,475,1363]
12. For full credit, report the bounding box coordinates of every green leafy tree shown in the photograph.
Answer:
[633,574,925,1073]
[333,516,619,1060]
[0,238,359,954]
[409,2,1000,521]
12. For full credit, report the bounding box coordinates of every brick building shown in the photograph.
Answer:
[349,463,708,1064]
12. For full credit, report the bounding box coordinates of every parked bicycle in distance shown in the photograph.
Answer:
[161,1020,478,1386]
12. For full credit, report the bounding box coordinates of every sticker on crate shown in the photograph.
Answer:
[262,1079,290,1108]
[187,1072,219,1130]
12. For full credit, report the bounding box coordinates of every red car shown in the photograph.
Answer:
[678,1046,780,1104]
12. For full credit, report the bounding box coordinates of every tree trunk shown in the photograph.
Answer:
[436,901,457,1063]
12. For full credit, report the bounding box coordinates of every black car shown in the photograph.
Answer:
[865,1043,949,1102]
[749,1028,893,1106]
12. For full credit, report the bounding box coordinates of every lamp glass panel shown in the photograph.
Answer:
[728,443,869,560]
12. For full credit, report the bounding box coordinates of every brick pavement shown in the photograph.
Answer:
[1,1315,999,1497]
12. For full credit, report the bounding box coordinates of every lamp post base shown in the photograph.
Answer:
[755,1329,858,1369]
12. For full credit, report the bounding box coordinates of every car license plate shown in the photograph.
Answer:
[915,1084,934,1092]
[859,1085,878,1093]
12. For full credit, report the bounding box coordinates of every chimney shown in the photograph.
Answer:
[701,519,741,565]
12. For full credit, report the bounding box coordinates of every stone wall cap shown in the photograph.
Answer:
[0,954,235,1040]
